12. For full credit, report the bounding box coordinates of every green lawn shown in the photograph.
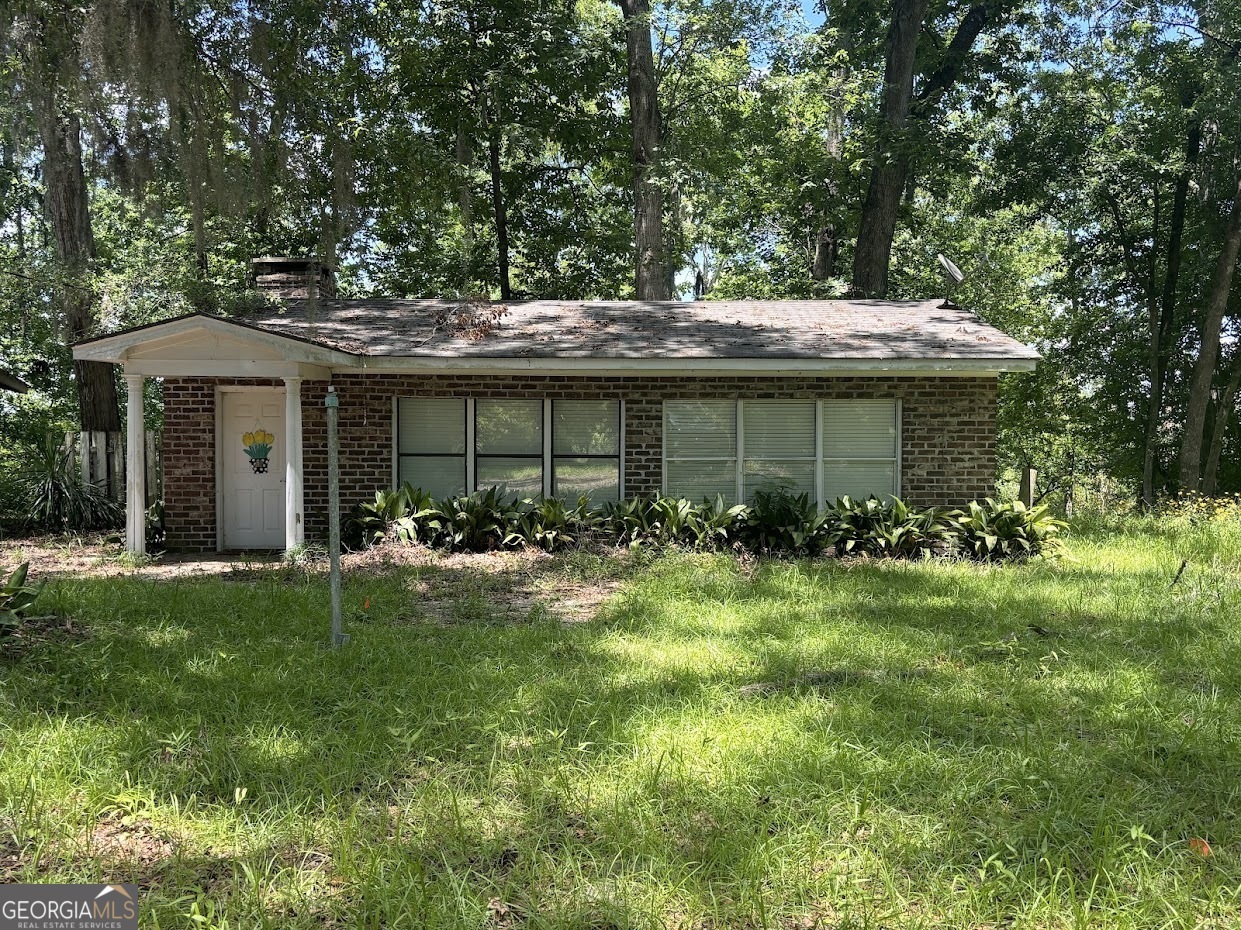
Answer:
[2,516,1241,928]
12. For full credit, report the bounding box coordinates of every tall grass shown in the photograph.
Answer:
[1,517,1239,928]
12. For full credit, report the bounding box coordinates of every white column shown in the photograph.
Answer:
[124,371,146,554]
[284,377,305,550]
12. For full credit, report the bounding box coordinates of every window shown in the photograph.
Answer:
[664,399,899,506]
[553,400,621,503]
[395,397,622,504]
[476,399,543,498]
[821,399,898,504]
[396,397,466,497]
[664,400,738,500]
[742,400,816,501]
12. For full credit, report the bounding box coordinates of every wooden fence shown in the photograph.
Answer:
[62,430,163,505]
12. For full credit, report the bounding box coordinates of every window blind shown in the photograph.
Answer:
[552,400,621,504]
[821,400,898,503]
[664,401,737,500]
[741,400,816,501]
[396,397,466,497]
[663,399,899,506]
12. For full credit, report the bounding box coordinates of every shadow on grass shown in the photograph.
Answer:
[1,547,1239,926]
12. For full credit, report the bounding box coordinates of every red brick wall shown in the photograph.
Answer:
[162,374,997,550]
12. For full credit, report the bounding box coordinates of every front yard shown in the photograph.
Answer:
[2,517,1240,928]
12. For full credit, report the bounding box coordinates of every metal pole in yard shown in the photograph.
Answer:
[325,386,347,648]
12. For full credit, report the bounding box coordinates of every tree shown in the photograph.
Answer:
[847,0,1027,297]
[10,1,121,429]
[618,0,671,298]
[1178,177,1241,489]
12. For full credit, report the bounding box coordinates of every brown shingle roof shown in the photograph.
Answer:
[244,298,1039,362]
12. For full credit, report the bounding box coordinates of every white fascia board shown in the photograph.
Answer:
[334,356,1038,376]
[73,315,357,368]
[122,360,333,379]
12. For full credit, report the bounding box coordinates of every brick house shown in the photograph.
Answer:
[73,258,1039,554]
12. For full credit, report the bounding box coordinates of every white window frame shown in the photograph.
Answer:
[394,397,623,503]
[662,398,902,508]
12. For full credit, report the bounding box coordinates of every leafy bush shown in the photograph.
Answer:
[23,436,124,531]
[349,483,440,546]
[605,497,664,548]
[828,496,956,558]
[743,489,827,554]
[437,487,510,552]
[344,484,1062,562]
[952,498,1066,561]
[505,496,604,552]
[1,562,45,637]
[690,494,749,549]
[604,495,746,550]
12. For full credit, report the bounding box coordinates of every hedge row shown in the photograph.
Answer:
[349,485,1065,561]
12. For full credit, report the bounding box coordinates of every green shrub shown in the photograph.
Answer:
[606,497,664,548]
[23,436,123,532]
[828,496,956,558]
[437,487,510,552]
[344,485,1063,563]
[1,562,45,637]
[349,482,441,546]
[952,498,1066,561]
[743,489,827,554]
[505,496,604,552]
[690,494,749,549]
[604,495,748,550]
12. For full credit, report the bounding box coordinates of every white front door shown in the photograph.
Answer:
[220,390,286,549]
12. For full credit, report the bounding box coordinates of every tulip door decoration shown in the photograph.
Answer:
[243,427,276,474]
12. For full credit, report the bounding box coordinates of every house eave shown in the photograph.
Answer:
[336,356,1039,376]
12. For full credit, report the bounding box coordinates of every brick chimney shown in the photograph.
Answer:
[251,257,336,299]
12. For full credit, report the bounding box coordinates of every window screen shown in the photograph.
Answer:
[821,400,898,503]
[552,400,620,504]
[396,397,466,497]
[741,400,816,501]
[664,401,737,501]
[663,398,899,506]
[475,399,543,497]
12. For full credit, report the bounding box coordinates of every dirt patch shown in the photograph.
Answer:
[2,535,635,625]
[85,814,177,867]
[0,614,88,660]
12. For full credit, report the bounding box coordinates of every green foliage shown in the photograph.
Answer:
[953,498,1066,562]
[436,488,511,553]
[504,496,605,552]
[742,489,827,554]
[605,497,665,548]
[22,436,123,532]
[0,562,45,636]
[349,483,440,546]
[348,485,1063,561]
[828,495,957,558]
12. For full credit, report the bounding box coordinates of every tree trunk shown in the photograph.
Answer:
[813,226,838,280]
[850,0,925,298]
[37,93,120,431]
[1202,368,1240,496]
[852,0,995,297]
[455,118,475,287]
[1177,176,1241,491]
[618,0,670,299]
[1141,117,1199,507]
[487,126,512,300]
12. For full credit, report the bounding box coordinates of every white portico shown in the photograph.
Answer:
[74,315,347,553]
